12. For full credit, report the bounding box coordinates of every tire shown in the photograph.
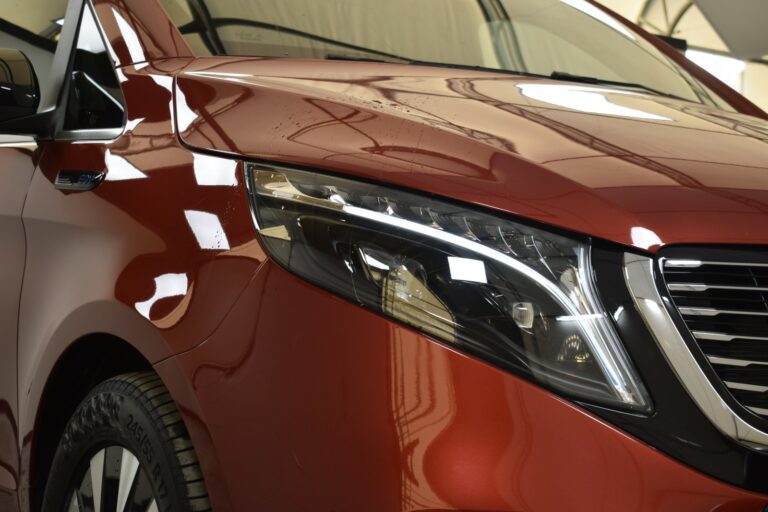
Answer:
[41,372,211,512]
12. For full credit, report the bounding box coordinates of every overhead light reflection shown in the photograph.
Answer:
[447,257,488,283]
[175,87,198,133]
[105,150,148,181]
[111,8,146,63]
[135,273,188,320]
[193,153,238,186]
[631,227,662,250]
[519,83,672,121]
[185,210,231,250]
[125,117,145,132]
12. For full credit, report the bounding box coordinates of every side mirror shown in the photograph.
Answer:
[0,48,40,123]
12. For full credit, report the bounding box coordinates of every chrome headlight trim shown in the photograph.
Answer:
[624,252,768,449]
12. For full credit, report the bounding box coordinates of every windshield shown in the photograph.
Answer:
[158,0,731,108]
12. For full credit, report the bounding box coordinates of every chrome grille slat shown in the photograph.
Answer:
[668,283,768,292]
[749,406,768,417]
[693,331,768,342]
[665,259,768,269]
[725,381,768,393]
[708,356,768,367]
[679,307,768,317]
[662,254,768,424]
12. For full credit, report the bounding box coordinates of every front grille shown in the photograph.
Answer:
[662,255,768,419]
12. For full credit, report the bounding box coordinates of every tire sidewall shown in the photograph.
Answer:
[42,384,188,512]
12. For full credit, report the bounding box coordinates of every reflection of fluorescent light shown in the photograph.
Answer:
[187,71,252,79]
[519,83,671,121]
[125,117,145,132]
[105,150,147,181]
[185,210,231,250]
[111,8,146,63]
[362,253,390,271]
[686,50,746,92]
[193,153,238,186]
[631,227,662,250]
[556,313,603,322]
[175,87,198,133]
[560,0,635,40]
[135,273,188,319]
[665,259,702,268]
[448,257,488,283]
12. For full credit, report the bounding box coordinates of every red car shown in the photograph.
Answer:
[2,0,768,510]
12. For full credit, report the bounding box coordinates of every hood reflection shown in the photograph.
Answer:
[519,83,672,121]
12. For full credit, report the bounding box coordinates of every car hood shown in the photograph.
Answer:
[174,57,768,252]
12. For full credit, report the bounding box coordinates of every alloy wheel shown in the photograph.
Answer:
[68,445,159,512]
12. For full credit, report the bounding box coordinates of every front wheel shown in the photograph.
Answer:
[42,372,211,512]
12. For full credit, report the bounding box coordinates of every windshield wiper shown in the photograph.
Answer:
[326,54,408,63]
[549,71,689,101]
[323,57,689,102]
[326,54,546,78]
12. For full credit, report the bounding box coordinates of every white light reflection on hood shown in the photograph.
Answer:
[519,83,672,121]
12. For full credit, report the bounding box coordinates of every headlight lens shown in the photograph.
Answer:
[246,163,650,411]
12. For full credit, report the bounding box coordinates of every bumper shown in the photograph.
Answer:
[157,260,768,511]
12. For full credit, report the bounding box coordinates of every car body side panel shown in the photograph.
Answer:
[16,62,265,509]
[158,260,768,512]
[0,139,37,512]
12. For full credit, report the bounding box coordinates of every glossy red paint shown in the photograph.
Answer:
[15,60,266,510]
[175,57,768,253]
[0,0,765,510]
[156,260,768,511]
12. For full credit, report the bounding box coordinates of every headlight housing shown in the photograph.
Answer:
[246,163,650,412]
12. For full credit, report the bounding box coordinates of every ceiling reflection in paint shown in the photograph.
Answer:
[135,273,188,320]
[185,210,231,250]
[519,83,672,121]
[193,153,239,186]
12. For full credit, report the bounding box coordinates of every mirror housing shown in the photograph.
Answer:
[0,48,40,122]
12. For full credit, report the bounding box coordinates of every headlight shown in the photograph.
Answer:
[246,163,650,411]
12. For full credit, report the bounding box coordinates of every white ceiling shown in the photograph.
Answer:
[695,0,768,59]
[598,0,768,59]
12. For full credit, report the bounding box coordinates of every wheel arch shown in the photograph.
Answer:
[20,299,173,512]
[28,333,152,512]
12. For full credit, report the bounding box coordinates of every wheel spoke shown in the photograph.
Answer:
[72,445,158,512]
[102,446,125,512]
[67,493,80,512]
[116,448,140,512]
[76,468,96,512]
[127,467,155,510]
[89,449,105,512]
